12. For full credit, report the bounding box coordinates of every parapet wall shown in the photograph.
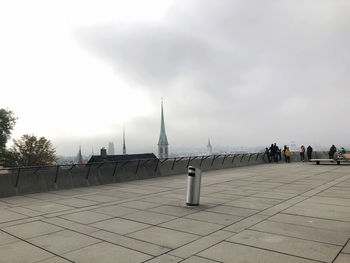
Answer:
[0,151,328,198]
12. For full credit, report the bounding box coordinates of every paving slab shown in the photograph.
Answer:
[118,200,162,210]
[35,257,71,263]
[28,229,100,254]
[334,253,350,263]
[199,241,319,263]
[169,230,233,258]
[185,211,243,226]
[59,210,112,224]
[343,241,350,253]
[52,197,100,208]
[0,241,53,263]
[160,218,223,236]
[223,214,269,233]
[268,213,350,234]
[227,229,342,262]
[0,231,20,246]
[0,208,27,223]
[90,230,170,256]
[150,205,198,217]
[121,210,176,225]
[91,218,150,235]
[127,226,200,249]
[224,196,282,210]
[42,217,99,234]
[145,254,182,263]
[250,220,348,245]
[206,205,259,217]
[2,220,63,239]
[180,256,219,263]
[62,241,151,263]
[284,201,350,222]
[91,204,139,217]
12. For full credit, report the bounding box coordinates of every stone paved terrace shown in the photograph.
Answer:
[0,163,349,263]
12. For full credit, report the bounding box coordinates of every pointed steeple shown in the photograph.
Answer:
[123,126,126,155]
[158,99,169,158]
[207,138,212,148]
[206,138,212,156]
[77,145,83,164]
[158,99,168,145]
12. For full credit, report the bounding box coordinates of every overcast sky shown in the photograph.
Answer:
[1,0,349,156]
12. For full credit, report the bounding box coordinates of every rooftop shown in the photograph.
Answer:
[0,163,349,263]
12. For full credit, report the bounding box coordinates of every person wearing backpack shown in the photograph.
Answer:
[285,147,291,163]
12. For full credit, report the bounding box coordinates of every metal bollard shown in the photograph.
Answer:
[186,166,202,206]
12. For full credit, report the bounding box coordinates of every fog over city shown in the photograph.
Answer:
[1,0,349,156]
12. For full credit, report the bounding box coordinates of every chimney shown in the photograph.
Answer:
[100,147,107,158]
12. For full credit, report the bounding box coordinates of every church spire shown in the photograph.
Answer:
[77,145,83,164]
[123,126,126,155]
[206,138,212,156]
[158,99,168,145]
[158,99,169,158]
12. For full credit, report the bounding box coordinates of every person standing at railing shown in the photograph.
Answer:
[283,145,287,162]
[307,145,313,160]
[265,147,271,163]
[329,145,337,159]
[285,147,291,163]
[300,145,305,162]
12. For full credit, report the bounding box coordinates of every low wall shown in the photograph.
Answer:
[0,151,328,198]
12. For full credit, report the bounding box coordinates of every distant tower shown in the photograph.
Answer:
[158,99,169,158]
[77,146,83,164]
[108,142,115,155]
[207,138,212,155]
[122,126,126,155]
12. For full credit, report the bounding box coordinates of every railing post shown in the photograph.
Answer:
[171,158,177,170]
[112,162,118,177]
[54,165,60,183]
[211,155,216,167]
[248,153,253,162]
[240,154,245,162]
[15,168,21,187]
[255,153,260,161]
[154,159,160,172]
[86,164,92,180]
[135,160,141,174]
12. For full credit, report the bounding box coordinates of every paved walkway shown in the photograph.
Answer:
[0,163,349,263]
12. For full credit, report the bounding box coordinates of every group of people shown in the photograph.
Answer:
[329,145,348,160]
[299,145,313,162]
[265,144,313,163]
[266,144,347,163]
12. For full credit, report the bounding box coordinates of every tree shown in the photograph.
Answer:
[8,135,57,167]
[0,109,16,166]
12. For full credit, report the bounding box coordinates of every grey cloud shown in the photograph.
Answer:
[75,0,350,149]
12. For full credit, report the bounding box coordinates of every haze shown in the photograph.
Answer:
[1,0,349,156]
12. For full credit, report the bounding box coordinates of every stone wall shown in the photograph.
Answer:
[0,151,328,198]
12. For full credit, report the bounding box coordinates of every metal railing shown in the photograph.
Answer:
[0,151,329,188]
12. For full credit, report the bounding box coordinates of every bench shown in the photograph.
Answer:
[310,154,350,165]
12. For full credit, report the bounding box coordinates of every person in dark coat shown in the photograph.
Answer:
[307,145,313,160]
[283,145,288,162]
[265,147,271,163]
[269,144,276,163]
[329,145,337,159]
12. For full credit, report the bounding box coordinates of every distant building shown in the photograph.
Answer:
[77,146,83,164]
[122,127,126,155]
[158,100,169,158]
[207,138,212,155]
[108,142,115,155]
[88,148,157,163]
